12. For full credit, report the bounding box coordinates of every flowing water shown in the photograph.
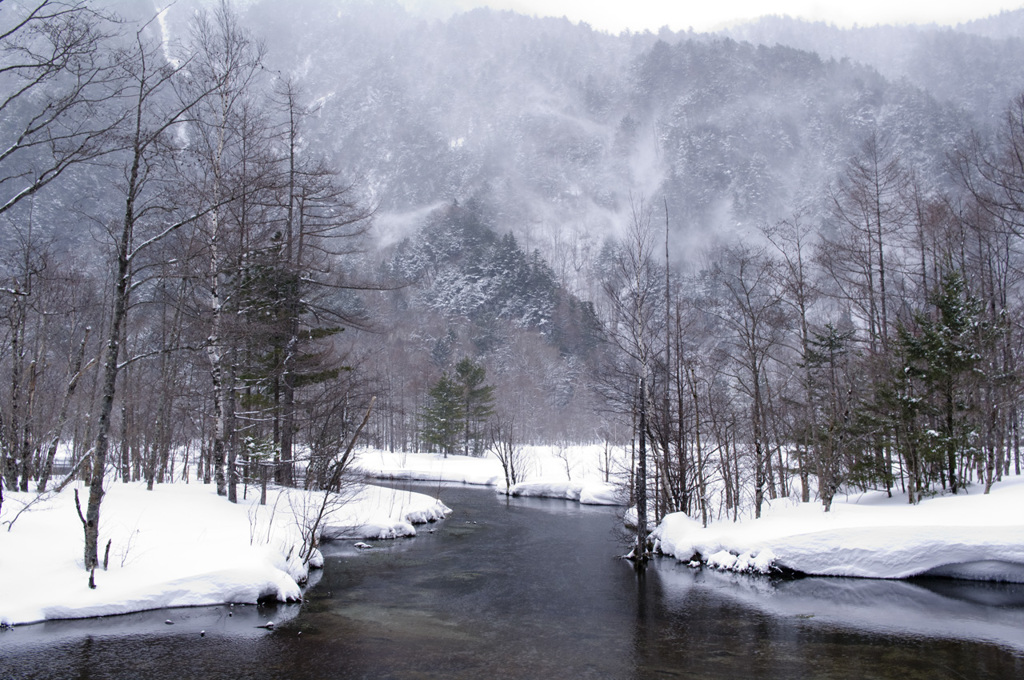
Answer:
[1,484,1022,679]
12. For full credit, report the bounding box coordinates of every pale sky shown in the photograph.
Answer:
[400,0,1024,33]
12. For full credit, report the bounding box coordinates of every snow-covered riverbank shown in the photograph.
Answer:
[354,447,624,505]
[0,480,449,626]
[653,474,1024,582]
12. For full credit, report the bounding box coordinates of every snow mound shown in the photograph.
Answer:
[580,483,623,505]
[703,549,777,574]
[653,476,1024,583]
[328,519,417,540]
[39,567,301,623]
[403,500,454,524]
[317,491,452,540]
[507,480,622,505]
[770,526,1024,580]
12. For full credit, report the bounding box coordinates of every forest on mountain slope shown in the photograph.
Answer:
[2,0,1023,532]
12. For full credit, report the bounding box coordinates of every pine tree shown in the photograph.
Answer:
[454,357,495,456]
[422,373,463,456]
[897,270,981,495]
[804,323,857,511]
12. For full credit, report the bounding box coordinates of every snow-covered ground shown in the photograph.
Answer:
[0,480,449,626]
[354,445,625,505]
[355,449,505,485]
[653,474,1024,582]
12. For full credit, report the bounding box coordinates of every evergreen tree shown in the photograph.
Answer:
[804,323,857,511]
[454,357,496,456]
[422,372,463,456]
[896,270,981,495]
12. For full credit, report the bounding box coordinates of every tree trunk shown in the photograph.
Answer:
[38,332,91,492]
[84,241,131,571]
[634,376,649,565]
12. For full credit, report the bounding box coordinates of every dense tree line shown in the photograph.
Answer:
[601,111,1024,529]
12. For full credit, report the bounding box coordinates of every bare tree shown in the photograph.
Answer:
[712,244,788,519]
[80,20,228,575]
[0,0,121,215]
[763,212,820,503]
[0,215,100,507]
[827,131,910,355]
[184,1,267,502]
[955,94,1024,235]
[294,397,373,567]
[489,412,528,491]
[602,195,662,564]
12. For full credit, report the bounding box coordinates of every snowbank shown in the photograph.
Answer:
[315,483,451,540]
[506,480,622,505]
[355,450,504,486]
[0,480,450,626]
[355,446,628,505]
[652,474,1024,582]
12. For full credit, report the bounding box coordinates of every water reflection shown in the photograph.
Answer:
[645,560,1024,654]
[631,559,1024,678]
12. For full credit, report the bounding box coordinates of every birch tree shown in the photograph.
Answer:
[713,245,788,519]
[184,0,266,501]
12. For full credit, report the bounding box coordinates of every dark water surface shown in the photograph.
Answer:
[2,484,1022,679]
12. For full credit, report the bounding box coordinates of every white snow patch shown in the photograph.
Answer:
[311,483,451,540]
[0,480,450,626]
[707,550,738,571]
[356,450,504,486]
[653,475,1024,582]
[507,480,621,505]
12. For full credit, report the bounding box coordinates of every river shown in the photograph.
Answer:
[1,484,1022,679]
